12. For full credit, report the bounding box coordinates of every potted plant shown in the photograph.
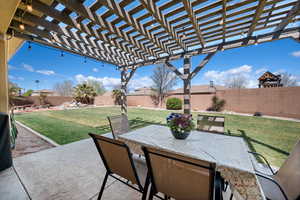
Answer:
[166,113,194,139]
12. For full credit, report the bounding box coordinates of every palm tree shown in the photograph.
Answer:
[73,83,97,104]
[112,89,122,105]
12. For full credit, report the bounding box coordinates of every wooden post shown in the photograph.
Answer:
[120,68,127,114]
[183,54,191,115]
[0,34,9,114]
[165,52,216,115]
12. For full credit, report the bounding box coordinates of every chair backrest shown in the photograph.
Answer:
[143,146,216,200]
[107,114,129,139]
[274,140,300,200]
[197,115,225,134]
[89,133,142,187]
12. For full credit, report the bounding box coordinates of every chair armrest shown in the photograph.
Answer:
[248,151,275,175]
[256,173,288,200]
[214,172,223,200]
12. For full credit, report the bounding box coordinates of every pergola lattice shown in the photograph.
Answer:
[7,0,300,114]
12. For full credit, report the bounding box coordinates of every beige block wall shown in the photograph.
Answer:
[94,95,115,106]
[217,87,300,118]
[94,87,300,119]
[24,96,73,106]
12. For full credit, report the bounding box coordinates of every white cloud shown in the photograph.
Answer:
[75,74,153,90]
[8,75,24,81]
[36,70,55,75]
[23,64,34,72]
[204,65,252,82]
[204,65,259,88]
[92,68,99,72]
[255,68,268,75]
[291,51,300,57]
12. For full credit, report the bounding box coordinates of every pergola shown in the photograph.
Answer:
[1,0,300,115]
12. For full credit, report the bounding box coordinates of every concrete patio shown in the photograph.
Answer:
[1,138,145,200]
[1,136,234,200]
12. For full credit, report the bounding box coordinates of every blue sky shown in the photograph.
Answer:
[8,38,300,92]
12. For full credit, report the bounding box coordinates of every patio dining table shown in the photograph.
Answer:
[117,125,265,200]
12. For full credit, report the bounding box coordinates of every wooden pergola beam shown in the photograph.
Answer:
[31,0,138,62]
[13,31,118,66]
[246,0,267,37]
[125,27,300,68]
[92,0,169,56]
[139,0,186,51]
[182,0,205,47]
[56,0,153,60]
[17,11,130,65]
[274,0,300,32]
[6,0,300,68]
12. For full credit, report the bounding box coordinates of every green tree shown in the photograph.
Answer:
[23,89,33,96]
[86,80,106,95]
[8,82,21,107]
[112,89,122,105]
[73,83,97,104]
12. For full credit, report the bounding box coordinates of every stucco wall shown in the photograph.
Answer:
[94,87,300,119]
[217,87,300,118]
[21,96,73,106]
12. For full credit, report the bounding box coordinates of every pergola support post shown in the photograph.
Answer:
[120,69,127,114]
[0,34,9,114]
[183,55,191,115]
[120,67,137,114]
[165,52,216,115]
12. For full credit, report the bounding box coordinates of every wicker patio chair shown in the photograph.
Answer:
[249,140,300,200]
[142,146,223,200]
[107,114,129,139]
[197,115,225,134]
[89,133,148,200]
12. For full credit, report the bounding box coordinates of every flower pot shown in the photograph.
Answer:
[171,130,190,140]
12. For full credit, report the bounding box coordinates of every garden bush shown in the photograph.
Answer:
[166,98,182,110]
[207,96,226,111]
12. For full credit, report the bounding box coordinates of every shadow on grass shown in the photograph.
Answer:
[227,129,289,163]
[94,117,165,134]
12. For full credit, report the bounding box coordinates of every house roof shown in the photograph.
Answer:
[128,87,153,96]
[258,71,281,81]
[32,89,55,93]
[169,85,226,94]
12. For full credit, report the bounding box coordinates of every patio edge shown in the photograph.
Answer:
[16,121,60,147]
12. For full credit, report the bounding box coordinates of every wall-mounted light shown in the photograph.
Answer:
[19,24,25,30]
[27,4,33,12]
[26,0,33,12]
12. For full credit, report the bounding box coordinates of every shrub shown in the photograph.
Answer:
[208,96,226,111]
[166,98,182,110]
[112,89,122,105]
[254,112,262,117]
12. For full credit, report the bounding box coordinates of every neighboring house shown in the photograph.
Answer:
[258,71,283,88]
[128,87,153,96]
[31,89,58,96]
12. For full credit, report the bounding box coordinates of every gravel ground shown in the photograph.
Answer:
[12,124,54,158]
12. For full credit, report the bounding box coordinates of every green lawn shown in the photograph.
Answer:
[15,107,300,167]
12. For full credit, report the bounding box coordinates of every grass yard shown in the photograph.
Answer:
[15,107,300,167]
